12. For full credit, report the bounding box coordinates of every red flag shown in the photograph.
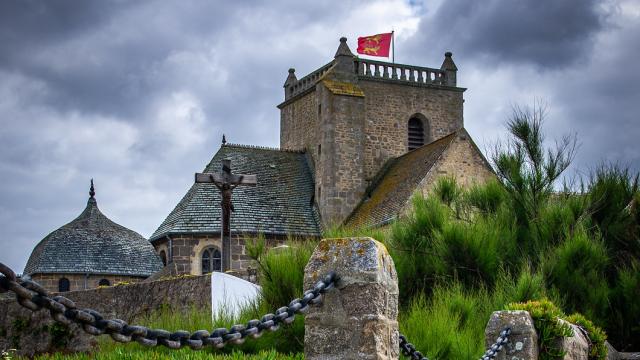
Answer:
[357,32,392,57]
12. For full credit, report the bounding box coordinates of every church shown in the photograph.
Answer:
[149,37,493,279]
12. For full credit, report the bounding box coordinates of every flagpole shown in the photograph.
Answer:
[392,30,395,63]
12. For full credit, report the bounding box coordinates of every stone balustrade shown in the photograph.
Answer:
[284,58,451,102]
[355,59,447,86]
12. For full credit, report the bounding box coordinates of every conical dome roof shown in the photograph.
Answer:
[24,182,162,277]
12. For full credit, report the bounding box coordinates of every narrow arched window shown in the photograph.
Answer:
[202,247,222,274]
[58,278,70,292]
[159,250,167,266]
[98,279,110,287]
[408,117,425,150]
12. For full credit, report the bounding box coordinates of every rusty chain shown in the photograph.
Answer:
[1,262,510,358]
[0,262,336,350]
[400,325,511,360]
[399,333,429,360]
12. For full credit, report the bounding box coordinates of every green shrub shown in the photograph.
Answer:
[246,236,315,309]
[464,179,506,215]
[543,228,610,323]
[509,265,547,303]
[587,165,640,263]
[433,176,460,206]
[506,299,573,360]
[388,196,448,300]
[609,260,640,350]
[565,313,608,360]
[399,284,489,360]
[536,195,586,249]
[432,222,500,288]
[245,236,316,352]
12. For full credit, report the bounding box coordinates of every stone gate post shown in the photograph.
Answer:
[303,237,399,360]
[485,310,539,360]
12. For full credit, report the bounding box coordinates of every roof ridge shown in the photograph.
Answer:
[344,130,461,228]
[223,143,305,154]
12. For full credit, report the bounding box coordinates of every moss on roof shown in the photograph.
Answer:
[321,79,365,97]
[345,132,458,228]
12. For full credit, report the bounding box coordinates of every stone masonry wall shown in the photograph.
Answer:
[165,234,250,275]
[0,274,211,357]
[360,80,464,182]
[280,91,318,157]
[161,234,285,278]
[316,83,366,226]
[30,273,145,293]
[412,131,494,203]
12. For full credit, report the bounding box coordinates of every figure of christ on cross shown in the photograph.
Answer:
[195,159,257,272]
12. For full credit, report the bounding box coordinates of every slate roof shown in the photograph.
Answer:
[345,131,459,229]
[24,196,163,277]
[150,144,321,241]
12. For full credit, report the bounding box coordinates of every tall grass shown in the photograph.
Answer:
[399,267,550,360]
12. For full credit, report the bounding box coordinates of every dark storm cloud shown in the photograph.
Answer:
[0,0,412,272]
[0,0,638,275]
[0,1,117,49]
[0,1,259,117]
[409,0,607,68]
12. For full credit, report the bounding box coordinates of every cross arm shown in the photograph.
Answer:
[195,172,257,186]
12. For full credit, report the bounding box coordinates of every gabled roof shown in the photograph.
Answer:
[24,196,163,277]
[345,132,459,229]
[151,144,321,241]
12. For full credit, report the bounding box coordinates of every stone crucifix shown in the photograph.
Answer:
[195,159,256,272]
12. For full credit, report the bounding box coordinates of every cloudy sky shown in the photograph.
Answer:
[1,0,638,272]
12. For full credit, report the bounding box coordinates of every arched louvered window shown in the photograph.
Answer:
[159,250,167,266]
[98,279,110,287]
[58,278,70,292]
[202,247,222,274]
[408,117,425,150]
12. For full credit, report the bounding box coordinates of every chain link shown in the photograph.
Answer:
[479,327,511,360]
[0,262,336,350]
[1,261,512,358]
[399,333,429,360]
[399,326,511,360]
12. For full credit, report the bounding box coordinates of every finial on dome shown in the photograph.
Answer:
[222,134,227,145]
[89,179,96,199]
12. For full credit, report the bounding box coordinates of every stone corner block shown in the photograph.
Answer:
[304,237,399,360]
[485,310,538,360]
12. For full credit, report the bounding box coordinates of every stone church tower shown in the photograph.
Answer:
[150,37,491,277]
[279,37,465,226]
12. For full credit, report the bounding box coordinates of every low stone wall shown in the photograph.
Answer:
[0,274,211,357]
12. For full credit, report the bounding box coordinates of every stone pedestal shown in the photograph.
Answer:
[304,237,399,360]
[485,310,539,360]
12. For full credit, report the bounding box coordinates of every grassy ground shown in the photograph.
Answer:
[28,349,303,360]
